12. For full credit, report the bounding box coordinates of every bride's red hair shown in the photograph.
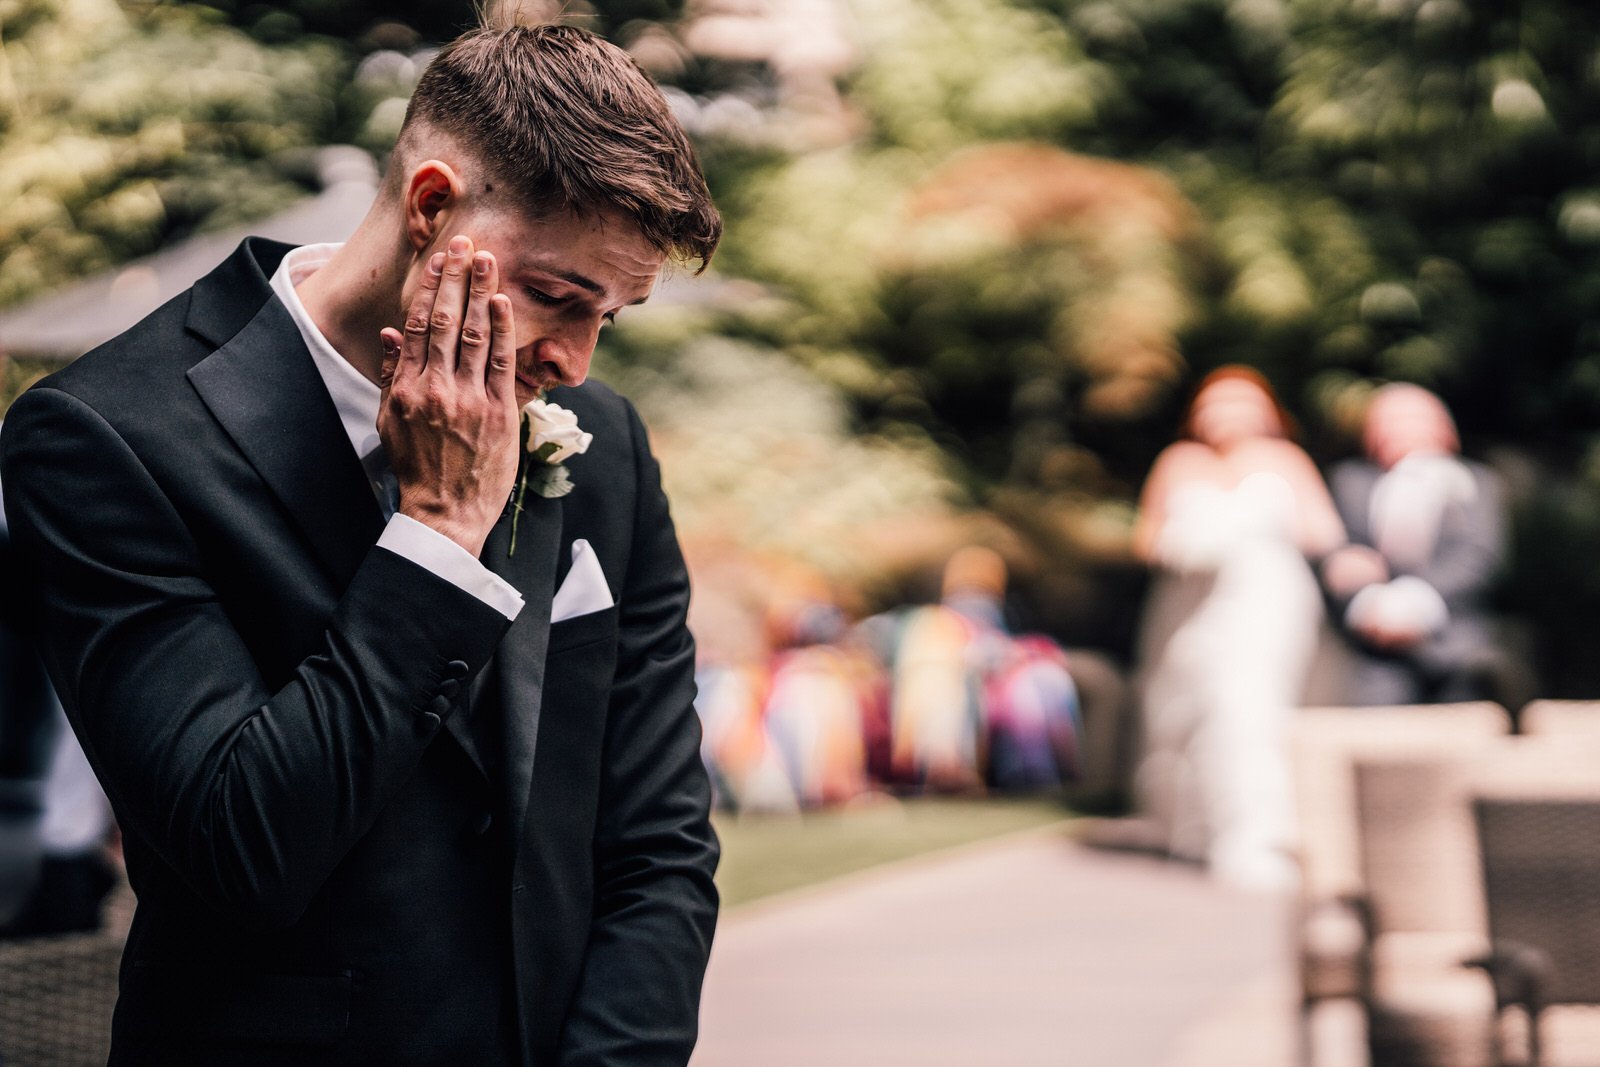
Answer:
[1180,365,1300,442]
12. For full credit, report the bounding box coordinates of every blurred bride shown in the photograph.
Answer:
[1131,367,1346,889]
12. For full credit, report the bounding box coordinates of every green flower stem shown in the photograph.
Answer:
[508,469,530,557]
[509,410,533,557]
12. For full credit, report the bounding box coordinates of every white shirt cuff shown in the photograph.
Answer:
[377,514,524,621]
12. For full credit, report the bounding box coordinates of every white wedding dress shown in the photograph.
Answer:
[1134,471,1322,890]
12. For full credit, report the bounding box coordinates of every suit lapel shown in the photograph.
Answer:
[187,295,383,590]
[181,241,523,789]
[482,490,563,846]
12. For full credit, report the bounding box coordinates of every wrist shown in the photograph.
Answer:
[397,503,488,558]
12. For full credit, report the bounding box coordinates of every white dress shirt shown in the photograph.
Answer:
[270,244,523,621]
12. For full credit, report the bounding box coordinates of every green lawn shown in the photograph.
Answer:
[712,795,1076,909]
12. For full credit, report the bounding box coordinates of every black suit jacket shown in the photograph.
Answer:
[0,239,718,1065]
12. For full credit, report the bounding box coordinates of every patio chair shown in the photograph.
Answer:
[1352,756,1498,1067]
[1471,753,1600,1067]
[1516,700,1600,741]
[1290,702,1511,1066]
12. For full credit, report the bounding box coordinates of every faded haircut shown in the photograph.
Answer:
[398,23,721,271]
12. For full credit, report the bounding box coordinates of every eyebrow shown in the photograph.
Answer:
[547,268,603,296]
[521,265,652,306]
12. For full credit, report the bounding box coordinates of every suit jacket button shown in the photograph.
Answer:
[445,659,470,680]
[437,677,461,699]
[473,812,493,836]
[420,711,442,731]
[428,694,452,716]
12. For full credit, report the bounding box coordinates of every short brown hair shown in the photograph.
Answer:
[401,24,721,271]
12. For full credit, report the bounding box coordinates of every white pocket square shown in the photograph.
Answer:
[551,538,613,623]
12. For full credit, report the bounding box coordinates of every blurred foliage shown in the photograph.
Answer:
[0,0,690,310]
[13,0,1600,686]
[594,308,962,586]
[184,0,690,50]
[669,0,1600,687]
[0,357,51,411]
[0,0,345,307]
[691,0,1600,467]
[185,0,478,44]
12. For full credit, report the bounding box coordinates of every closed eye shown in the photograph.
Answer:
[526,287,616,325]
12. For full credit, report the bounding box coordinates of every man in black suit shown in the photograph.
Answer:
[1320,384,1508,705]
[1,23,720,1065]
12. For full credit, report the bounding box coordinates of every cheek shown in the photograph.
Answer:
[396,277,419,320]
[506,309,600,355]
[501,296,550,347]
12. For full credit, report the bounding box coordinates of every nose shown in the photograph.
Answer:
[530,319,601,388]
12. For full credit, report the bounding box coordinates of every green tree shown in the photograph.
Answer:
[678,0,1600,681]
[0,0,345,307]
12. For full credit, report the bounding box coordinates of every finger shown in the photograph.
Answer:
[485,293,517,407]
[456,250,497,384]
[378,329,402,392]
[399,252,443,380]
[428,235,475,377]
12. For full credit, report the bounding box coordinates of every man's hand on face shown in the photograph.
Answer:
[378,235,520,558]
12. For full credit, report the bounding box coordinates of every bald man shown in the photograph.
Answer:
[1320,385,1508,705]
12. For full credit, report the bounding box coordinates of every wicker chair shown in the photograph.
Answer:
[1290,702,1511,1066]
[0,877,132,1066]
[1517,700,1600,741]
[1352,756,1498,1067]
[1471,750,1600,1067]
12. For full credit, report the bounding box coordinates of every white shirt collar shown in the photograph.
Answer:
[268,243,382,463]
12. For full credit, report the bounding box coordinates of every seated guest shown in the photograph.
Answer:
[694,662,800,815]
[861,577,990,793]
[939,548,1082,794]
[859,547,1083,795]
[688,552,801,814]
[1320,384,1508,705]
[760,573,882,809]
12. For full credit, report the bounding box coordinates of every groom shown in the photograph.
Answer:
[1321,384,1507,705]
[1,23,720,1066]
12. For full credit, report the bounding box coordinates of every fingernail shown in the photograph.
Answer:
[382,334,398,355]
[449,235,471,255]
[429,253,444,274]
[474,253,490,276]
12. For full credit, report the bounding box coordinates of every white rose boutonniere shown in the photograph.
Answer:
[509,395,592,555]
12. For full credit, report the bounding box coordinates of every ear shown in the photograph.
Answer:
[403,159,463,252]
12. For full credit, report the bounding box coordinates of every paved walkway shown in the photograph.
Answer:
[693,828,1304,1067]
